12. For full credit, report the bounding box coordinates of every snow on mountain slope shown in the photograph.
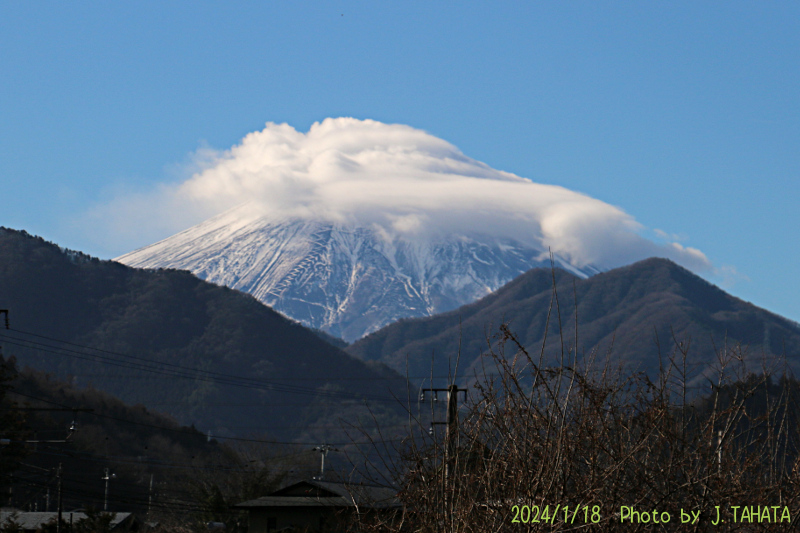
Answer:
[117,204,601,342]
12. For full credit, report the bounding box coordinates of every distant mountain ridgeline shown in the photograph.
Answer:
[347,258,800,389]
[5,225,798,448]
[0,227,407,442]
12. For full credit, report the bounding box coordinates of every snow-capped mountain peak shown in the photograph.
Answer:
[116,203,600,342]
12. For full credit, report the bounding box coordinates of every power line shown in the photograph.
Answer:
[0,330,404,404]
[11,389,408,448]
[7,327,429,381]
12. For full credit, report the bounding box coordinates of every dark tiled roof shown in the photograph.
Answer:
[234,480,400,510]
[234,496,348,508]
[0,511,134,531]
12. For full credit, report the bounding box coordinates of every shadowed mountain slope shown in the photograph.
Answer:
[1,356,231,514]
[347,258,800,387]
[0,227,405,441]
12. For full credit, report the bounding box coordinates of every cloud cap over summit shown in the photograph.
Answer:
[104,117,711,272]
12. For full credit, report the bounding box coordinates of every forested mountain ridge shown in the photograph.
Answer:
[347,258,800,388]
[0,227,406,442]
[0,355,219,514]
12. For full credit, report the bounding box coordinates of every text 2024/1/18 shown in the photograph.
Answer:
[510,504,792,526]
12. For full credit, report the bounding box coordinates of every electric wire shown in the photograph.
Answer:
[0,332,401,404]
[9,389,409,448]
[6,327,444,381]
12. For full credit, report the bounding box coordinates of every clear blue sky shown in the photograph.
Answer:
[2,2,798,323]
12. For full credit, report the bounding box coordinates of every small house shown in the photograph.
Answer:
[233,479,399,533]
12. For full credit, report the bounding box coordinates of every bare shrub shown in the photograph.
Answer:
[356,317,800,532]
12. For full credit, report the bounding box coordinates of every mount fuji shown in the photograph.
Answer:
[109,119,714,341]
[116,203,601,342]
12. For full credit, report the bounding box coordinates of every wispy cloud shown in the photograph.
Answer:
[654,228,688,242]
[86,117,712,272]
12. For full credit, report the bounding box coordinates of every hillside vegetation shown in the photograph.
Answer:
[348,258,800,388]
[0,354,302,528]
[358,327,800,532]
[0,228,407,442]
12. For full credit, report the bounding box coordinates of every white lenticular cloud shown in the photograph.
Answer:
[94,117,712,272]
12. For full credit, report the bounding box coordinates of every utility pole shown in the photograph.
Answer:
[102,468,116,511]
[312,444,339,480]
[147,474,154,520]
[420,385,467,476]
[0,310,7,362]
[421,383,467,522]
[57,464,63,533]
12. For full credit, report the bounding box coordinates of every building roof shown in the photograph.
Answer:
[234,480,400,510]
[0,511,135,531]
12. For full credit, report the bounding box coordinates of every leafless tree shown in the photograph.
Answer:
[354,292,800,532]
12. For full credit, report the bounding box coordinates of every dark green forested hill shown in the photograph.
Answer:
[1,355,300,524]
[2,355,213,515]
[347,258,800,389]
[0,228,406,442]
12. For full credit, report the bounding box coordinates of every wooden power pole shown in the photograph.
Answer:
[420,384,467,476]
